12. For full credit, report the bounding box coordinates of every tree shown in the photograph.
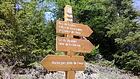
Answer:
[106,0,140,74]
[13,0,56,65]
[0,0,56,66]
[0,0,16,65]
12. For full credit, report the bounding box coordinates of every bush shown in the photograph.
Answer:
[114,51,140,74]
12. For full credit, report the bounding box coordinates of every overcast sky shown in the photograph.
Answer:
[133,0,140,11]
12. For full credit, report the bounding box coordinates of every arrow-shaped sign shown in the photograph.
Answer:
[56,20,93,37]
[56,37,94,53]
[41,55,85,71]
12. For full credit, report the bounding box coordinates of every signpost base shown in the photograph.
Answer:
[66,71,75,79]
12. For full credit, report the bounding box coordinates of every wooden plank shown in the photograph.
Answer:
[41,55,85,71]
[56,20,93,37]
[66,71,75,79]
[64,5,75,79]
[64,5,73,22]
[56,37,94,53]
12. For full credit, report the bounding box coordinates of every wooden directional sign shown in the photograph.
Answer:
[41,55,85,71]
[41,5,94,79]
[56,37,94,53]
[56,20,93,37]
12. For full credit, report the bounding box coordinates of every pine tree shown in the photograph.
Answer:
[0,0,16,65]
[106,0,140,73]
[13,0,56,65]
[0,0,56,66]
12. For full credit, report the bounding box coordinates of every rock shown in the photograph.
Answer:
[1,63,139,79]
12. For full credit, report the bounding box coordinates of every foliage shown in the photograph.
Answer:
[114,51,140,74]
[0,0,15,65]
[85,45,99,61]
[14,0,56,65]
[0,0,56,66]
[106,0,140,73]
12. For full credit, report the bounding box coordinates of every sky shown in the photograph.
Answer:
[133,0,140,11]
[45,12,55,22]
[44,2,56,23]
[23,0,31,2]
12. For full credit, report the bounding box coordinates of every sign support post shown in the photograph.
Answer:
[41,5,93,79]
[64,5,75,79]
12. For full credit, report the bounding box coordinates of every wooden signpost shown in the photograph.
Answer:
[41,5,94,79]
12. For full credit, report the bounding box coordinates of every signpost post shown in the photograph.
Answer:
[41,5,94,79]
[64,5,75,79]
